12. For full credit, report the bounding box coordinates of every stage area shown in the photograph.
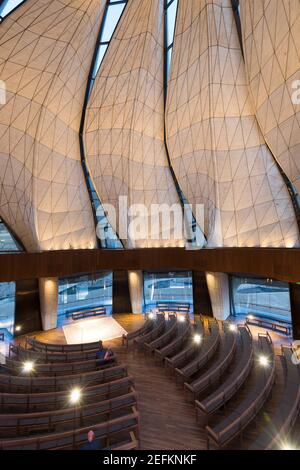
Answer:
[62,316,127,344]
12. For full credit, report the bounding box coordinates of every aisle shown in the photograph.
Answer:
[114,341,206,450]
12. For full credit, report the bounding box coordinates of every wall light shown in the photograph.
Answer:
[193,334,202,344]
[148,313,154,319]
[23,361,34,373]
[70,388,82,404]
[15,325,22,332]
[229,324,237,332]
[258,355,269,367]
[179,316,186,323]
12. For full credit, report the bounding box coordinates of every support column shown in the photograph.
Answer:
[205,272,230,321]
[39,277,58,331]
[128,270,143,314]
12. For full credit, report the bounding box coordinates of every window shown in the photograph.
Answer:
[0,218,21,252]
[57,272,113,326]
[165,0,178,82]
[143,271,193,313]
[0,282,16,338]
[0,0,22,20]
[230,275,292,323]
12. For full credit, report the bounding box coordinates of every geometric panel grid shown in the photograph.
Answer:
[166,0,299,247]
[0,0,105,250]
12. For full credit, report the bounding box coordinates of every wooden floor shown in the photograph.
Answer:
[21,314,299,450]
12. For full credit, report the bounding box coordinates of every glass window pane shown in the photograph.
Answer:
[231,276,292,324]
[92,44,108,77]
[0,0,23,18]
[0,282,16,338]
[166,0,178,47]
[143,271,193,314]
[101,3,126,43]
[57,272,113,326]
[166,47,172,81]
[0,219,22,252]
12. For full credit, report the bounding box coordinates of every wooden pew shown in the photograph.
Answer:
[205,333,276,449]
[175,319,220,384]
[0,408,140,450]
[9,343,101,363]
[144,315,177,354]
[71,306,106,321]
[249,346,300,450]
[122,317,154,346]
[184,325,237,401]
[0,390,138,438]
[25,336,101,353]
[0,364,128,393]
[2,355,116,376]
[134,314,165,349]
[0,376,135,413]
[165,320,204,374]
[154,318,192,363]
[195,325,253,426]
[246,315,292,336]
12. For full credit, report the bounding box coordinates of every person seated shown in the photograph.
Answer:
[79,430,103,450]
[95,340,106,360]
[104,345,113,360]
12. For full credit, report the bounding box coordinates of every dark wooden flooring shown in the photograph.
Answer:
[19,314,299,450]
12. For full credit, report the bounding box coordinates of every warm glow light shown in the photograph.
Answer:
[70,388,81,404]
[148,313,154,319]
[229,324,237,332]
[258,355,269,367]
[281,442,298,450]
[247,315,254,320]
[15,325,21,332]
[179,316,185,323]
[23,361,34,373]
[193,334,202,344]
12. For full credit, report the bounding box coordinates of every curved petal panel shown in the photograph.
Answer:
[0,0,104,250]
[84,0,184,248]
[166,0,298,247]
[240,0,300,195]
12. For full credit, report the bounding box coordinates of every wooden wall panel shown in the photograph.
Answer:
[0,248,300,283]
[113,271,132,314]
[15,279,42,336]
[193,271,213,317]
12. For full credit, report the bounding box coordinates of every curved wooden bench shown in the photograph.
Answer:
[144,315,177,354]
[9,343,101,363]
[206,333,276,449]
[154,319,192,363]
[175,319,220,384]
[25,336,100,353]
[0,408,140,450]
[1,356,117,376]
[0,376,135,413]
[0,390,138,438]
[1,355,116,376]
[249,346,300,450]
[0,364,128,393]
[122,318,154,346]
[184,325,237,401]
[134,314,165,349]
[165,320,204,374]
[195,325,253,426]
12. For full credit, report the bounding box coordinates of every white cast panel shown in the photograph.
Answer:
[166,0,298,247]
[0,0,104,250]
[240,0,300,196]
[84,0,184,248]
